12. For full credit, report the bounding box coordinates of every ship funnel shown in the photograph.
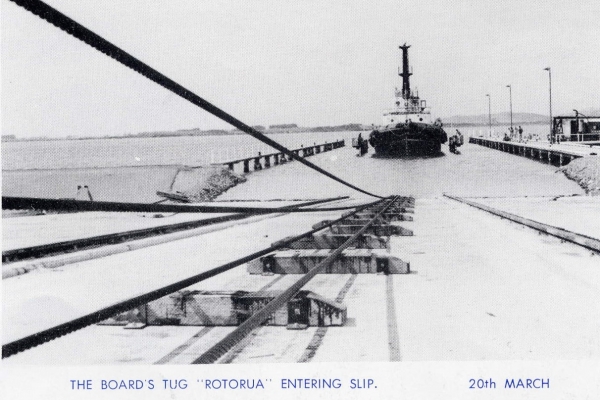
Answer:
[399,44,412,99]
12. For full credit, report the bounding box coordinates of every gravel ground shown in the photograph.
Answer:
[561,156,600,195]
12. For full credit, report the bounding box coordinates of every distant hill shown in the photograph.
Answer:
[134,128,232,138]
[443,112,547,125]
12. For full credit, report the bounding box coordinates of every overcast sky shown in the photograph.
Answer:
[2,0,599,138]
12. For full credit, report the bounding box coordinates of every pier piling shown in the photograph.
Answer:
[469,137,589,167]
[218,139,345,174]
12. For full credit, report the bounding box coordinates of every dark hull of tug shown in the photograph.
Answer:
[369,122,448,157]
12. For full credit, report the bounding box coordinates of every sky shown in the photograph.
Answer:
[2,0,599,138]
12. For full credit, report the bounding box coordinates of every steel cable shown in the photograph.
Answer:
[192,196,399,363]
[3,195,379,214]
[2,196,389,358]
[8,0,384,199]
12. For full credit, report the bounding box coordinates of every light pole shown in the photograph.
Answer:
[486,94,491,137]
[506,85,513,131]
[544,67,552,142]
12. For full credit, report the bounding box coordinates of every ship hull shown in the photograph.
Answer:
[369,122,447,157]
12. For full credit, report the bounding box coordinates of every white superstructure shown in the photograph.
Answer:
[382,88,432,126]
[382,44,433,126]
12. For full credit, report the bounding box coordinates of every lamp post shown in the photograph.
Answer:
[486,94,491,137]
[573,109,579,141]
[506,85,513,131]
[544,67,552,142]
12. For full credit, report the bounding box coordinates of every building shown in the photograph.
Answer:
[553,112,600,142]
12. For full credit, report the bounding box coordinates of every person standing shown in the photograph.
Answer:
[456,129,464,146]
[356,133,366,156]
[518,126,523,142]
[356,132,364,156]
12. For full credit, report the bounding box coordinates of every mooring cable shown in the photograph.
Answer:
[7,0,384,199]
[2,196,390,359]
[2,196,349,264]
[192,196,399,364]
[3,195,379,214]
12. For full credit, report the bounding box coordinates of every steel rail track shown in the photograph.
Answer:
[444,194,600,253]
[2,197,348,263]
[192,196,400,364]
[7,0,383,199]
[2,197,391,359]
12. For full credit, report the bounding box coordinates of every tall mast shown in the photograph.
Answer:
[399,44,412,99]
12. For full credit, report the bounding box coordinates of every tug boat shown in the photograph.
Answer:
[369,44,447,156]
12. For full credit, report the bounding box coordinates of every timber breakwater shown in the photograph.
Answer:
[219,139,345,174]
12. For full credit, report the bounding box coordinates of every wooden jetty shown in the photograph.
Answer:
[219,139,346,173]
[469,137,597,166]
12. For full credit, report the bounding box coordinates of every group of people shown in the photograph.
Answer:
[503,125,528,142]
[449,129,464,154]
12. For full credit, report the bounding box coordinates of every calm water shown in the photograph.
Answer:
[220,132,584,200]
[3,123,583,200]
[1,124,551,171]
[1,131,359,171]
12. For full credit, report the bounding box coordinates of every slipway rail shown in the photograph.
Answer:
[7,0,383,199]
[2,196,348,264]
[444,194,600,253]
[2,197,390,359]
[193,196,399,364]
